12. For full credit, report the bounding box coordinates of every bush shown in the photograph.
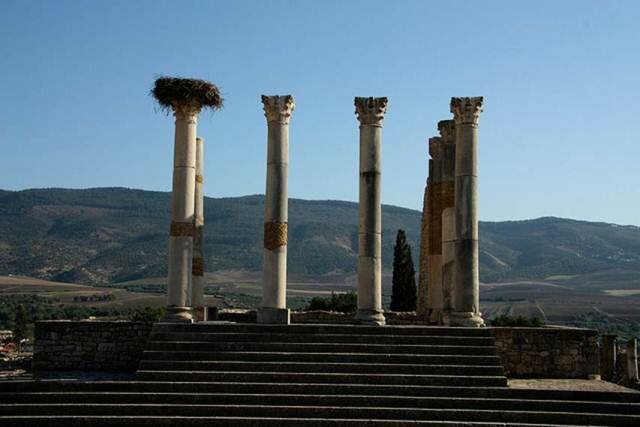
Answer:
[307,291,357,313]
[129,306,165,322]
[489,315,545,327]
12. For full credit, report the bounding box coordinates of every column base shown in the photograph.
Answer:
[161,306,194,323]
[428,309,444,325]
[257,307,290,324]
[449,311,485,327]
[191,307,205,322]
[354,309,386,326]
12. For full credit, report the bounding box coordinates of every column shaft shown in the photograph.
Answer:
[416,167,432,319]
[627,339,639,385]
[427,137,444,324]
[164,103,199,322]
[191,137,205,316]
[439,120,456,324]
[450,97,484,327]
[354,97,387,326]
[258,95,295,325]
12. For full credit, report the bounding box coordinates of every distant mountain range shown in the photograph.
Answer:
[1,187,639,285]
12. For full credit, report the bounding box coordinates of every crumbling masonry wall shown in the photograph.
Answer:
[492,327,599,379]
[34,320,152,371]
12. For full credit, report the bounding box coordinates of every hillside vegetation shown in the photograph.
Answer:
[1,187,639,286]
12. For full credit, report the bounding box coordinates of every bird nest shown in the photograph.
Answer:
[151,77,223,112]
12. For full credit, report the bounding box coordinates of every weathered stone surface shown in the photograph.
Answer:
[492,327,600,379]
[260,95,295,323]
[34,321,153,371]
[355,97,387,326]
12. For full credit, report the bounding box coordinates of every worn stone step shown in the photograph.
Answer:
[137,360,504,376]
[1,403,638,425]
[3,381,639,403]
[140,350,503,366]
[3,392,640,414]
[151,323,494,337]
[134,371,509,387]
[144,341,498,355]
[0,415,572,427]
[149,332,495,346]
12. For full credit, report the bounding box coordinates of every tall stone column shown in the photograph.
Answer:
[450,96,484,327]
[426,137,444,323]
[627,339,639,385]
[439,120,456,324]
[258,95,295,325]
[191,136,205,318]
[416,163,432,319]
[164,102,200,322]
[354,97,388,326]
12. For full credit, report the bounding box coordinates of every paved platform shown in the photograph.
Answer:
[510,378,639,393]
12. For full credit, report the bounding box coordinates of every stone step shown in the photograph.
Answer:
[134,370,509,387]
[4,381,639,403]
[144,341,498,355]
[1,403,638,425]
[140,350,503,366]
[151,323,494,337]
[3,392,639,414]
[137,360,504,376]
[0,416,573,427]
[149,332,495,346]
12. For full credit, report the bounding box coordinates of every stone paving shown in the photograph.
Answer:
[509,378,639,393]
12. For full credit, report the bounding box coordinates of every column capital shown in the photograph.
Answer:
[437,119,456,143]
[450,97,483,126]
[173,101,202,124]
[355,97,388,127]
[428,136,443,159]
[261,95,295,124]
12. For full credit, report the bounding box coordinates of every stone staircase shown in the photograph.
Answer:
[1,323,640,426]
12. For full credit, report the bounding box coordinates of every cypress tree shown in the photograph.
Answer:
[391,229,417,311]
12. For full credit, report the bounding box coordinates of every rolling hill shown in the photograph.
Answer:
[1,187,639,287]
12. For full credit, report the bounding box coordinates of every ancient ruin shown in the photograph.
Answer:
[6,82,640,426]
[191,136,205,319]
[418,97,484,327]
[354,97,388,326]
[151,77,223,322]
[258,95,295,324]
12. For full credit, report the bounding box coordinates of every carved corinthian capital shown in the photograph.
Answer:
[172,101,202,124]
[450,97,484,126]
[261,95,295,124]
[354,97,388,126]
[437,120,456,143]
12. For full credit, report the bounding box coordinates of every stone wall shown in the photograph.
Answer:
[34,320,153,371]
[492,327,599,379]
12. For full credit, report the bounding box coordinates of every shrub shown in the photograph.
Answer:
[307,291,357,313]
[489,315,545,327]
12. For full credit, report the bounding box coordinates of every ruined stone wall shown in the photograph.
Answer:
[493,327,599,379]
[34,320,153,371]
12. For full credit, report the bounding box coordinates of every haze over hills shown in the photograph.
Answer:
[0,187,639,288]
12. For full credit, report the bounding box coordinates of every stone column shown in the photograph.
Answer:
[354,97,388,326]
[439,120,456,324]
[601,334,617,381]
[426,137,444,323]
[449,97,484,327]
[191,136,205,319]
[258,95,295,325]
[627,339,639,385]
[163,101,200,322]
[416,163,432,319]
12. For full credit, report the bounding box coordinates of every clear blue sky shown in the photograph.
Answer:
[1,0,638,225]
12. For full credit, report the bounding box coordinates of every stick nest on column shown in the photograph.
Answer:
[151,77,223,112]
